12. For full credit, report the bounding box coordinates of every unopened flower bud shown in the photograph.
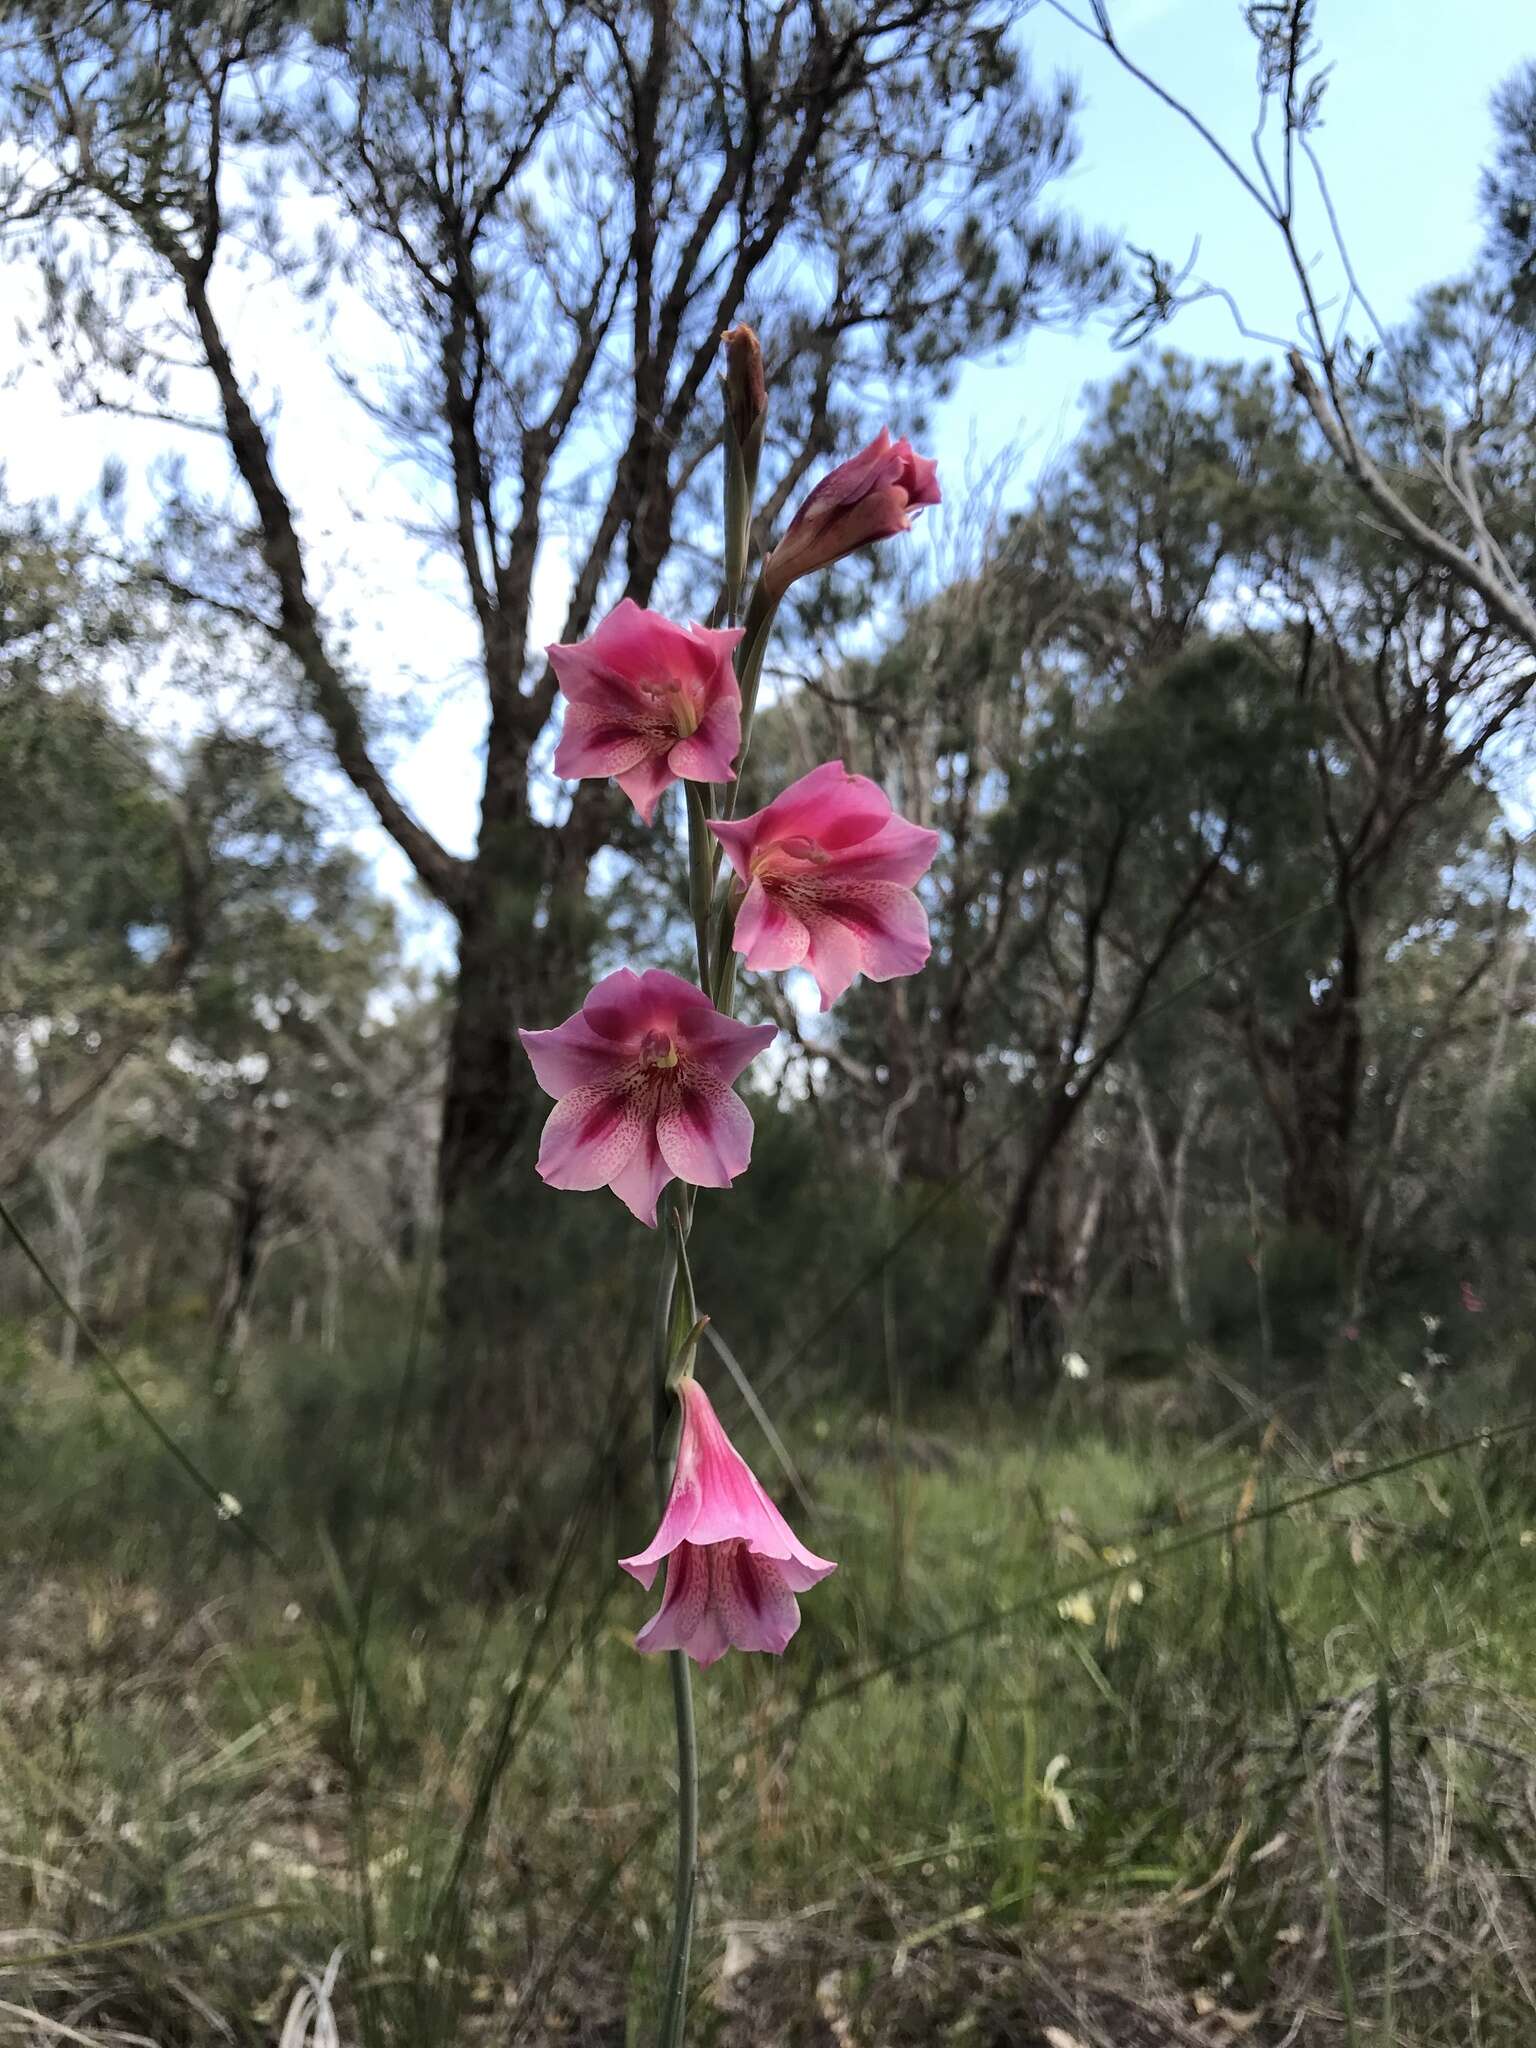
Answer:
[762,429,939,602]
[721,323,766,454]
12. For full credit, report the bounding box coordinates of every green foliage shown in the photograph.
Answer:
[8,1333,1536,2042]
[1483,60,1536,318]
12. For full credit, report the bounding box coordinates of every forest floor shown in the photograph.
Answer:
[4,1347,1536,2045]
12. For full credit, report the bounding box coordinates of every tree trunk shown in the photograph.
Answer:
[435,893,544,1455]
[433,800,603,1469]
[1130,1069,1208,1326]
[214,1126,274,1366]
[942,1084,1085,1390]
[1274,978,1363,1250]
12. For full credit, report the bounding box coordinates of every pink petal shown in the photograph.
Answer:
[545,640,647,718]
[621,1379,838,1621]
[676,1383,837,1582]
[826,816,940,887]
[674,1009,776,1086]
[800,912,863,1012]
[820,879,932,984]
[716,1546,801,1655]
[668,733,737,785]
[616,751,676,825]
[732,878,810,972]
[620,1471,702,1586]
[553,701,653,780]
[581,969,653,1046]
[656,1069,755,1188]
[902,446,941,508]
[535,1081,649,1191]
[796,429,899,517]
[677,1603,732,1668]
[706,814,759,879]
[589,600,739,690]
[518,1013,622,1098]
[607,1121,673,1228]
[582,597,665,682]
[637,968,719,1029]
[745,760,892,854]
[633,1541,712,1654]
[667,620,745,691]
[692,681,743,763]
[668,684,740,784]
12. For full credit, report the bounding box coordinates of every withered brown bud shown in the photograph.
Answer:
[721,323,767,450]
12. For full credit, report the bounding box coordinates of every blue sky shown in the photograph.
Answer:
[2,0,1529,943]
[939,0,1532,482]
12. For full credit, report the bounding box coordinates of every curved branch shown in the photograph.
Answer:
[177,265,469,912]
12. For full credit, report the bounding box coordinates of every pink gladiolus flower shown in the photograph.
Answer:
[620,1377,836,1667]
[519,969,774,1226]
[709,760,941,1011]
[547,599,744,824]
[761,428,940,601]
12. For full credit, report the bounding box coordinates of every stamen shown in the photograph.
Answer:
[778,834,828,864]
[641,1028,679,1070]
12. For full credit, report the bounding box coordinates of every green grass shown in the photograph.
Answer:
[5,1340,1536,2044]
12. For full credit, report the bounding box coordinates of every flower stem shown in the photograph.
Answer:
[722,579,779,817]
[653,1187,700,2048]
[652,434,766,2046]
[657,1645,699,2048]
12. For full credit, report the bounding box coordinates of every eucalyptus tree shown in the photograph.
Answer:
[0,609,195,1193]
[1063,3,1536,665]
[0,0,1116,1429]
[771,351,1533,1368]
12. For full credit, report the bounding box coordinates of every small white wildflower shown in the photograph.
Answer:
[216,1491,242,1522]
[1062,1351,1091,1381]
[1043,1753,1076,1831]
[278,1946,343,2048]
[1520,1530,1536,1549]
[1398,1373,1418,1392]
[284,1601,303,1624]
[1057,1592,1096,1626]
[1421,1313,1442,1335]
[1124,1578,1145,1605]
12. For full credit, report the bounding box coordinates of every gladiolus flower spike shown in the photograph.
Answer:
[621,1377,836,1667]
[519,969,774,1227]
[710,759,940,1011]
[547,599,743,825]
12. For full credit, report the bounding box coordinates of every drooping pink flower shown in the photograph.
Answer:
[547,600,744,824]
[519,969,774,1226]
[620,1377,836,1667]
[1460,1279,1485,1314]
[709,760,941,1011]
[761,429,940,601]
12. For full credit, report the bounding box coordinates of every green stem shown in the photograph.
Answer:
[657,1647,699,2048]
[684,782,716,990]
[652,421,770,2046]
[652,1192,700,2048]
[722,579,779,818]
